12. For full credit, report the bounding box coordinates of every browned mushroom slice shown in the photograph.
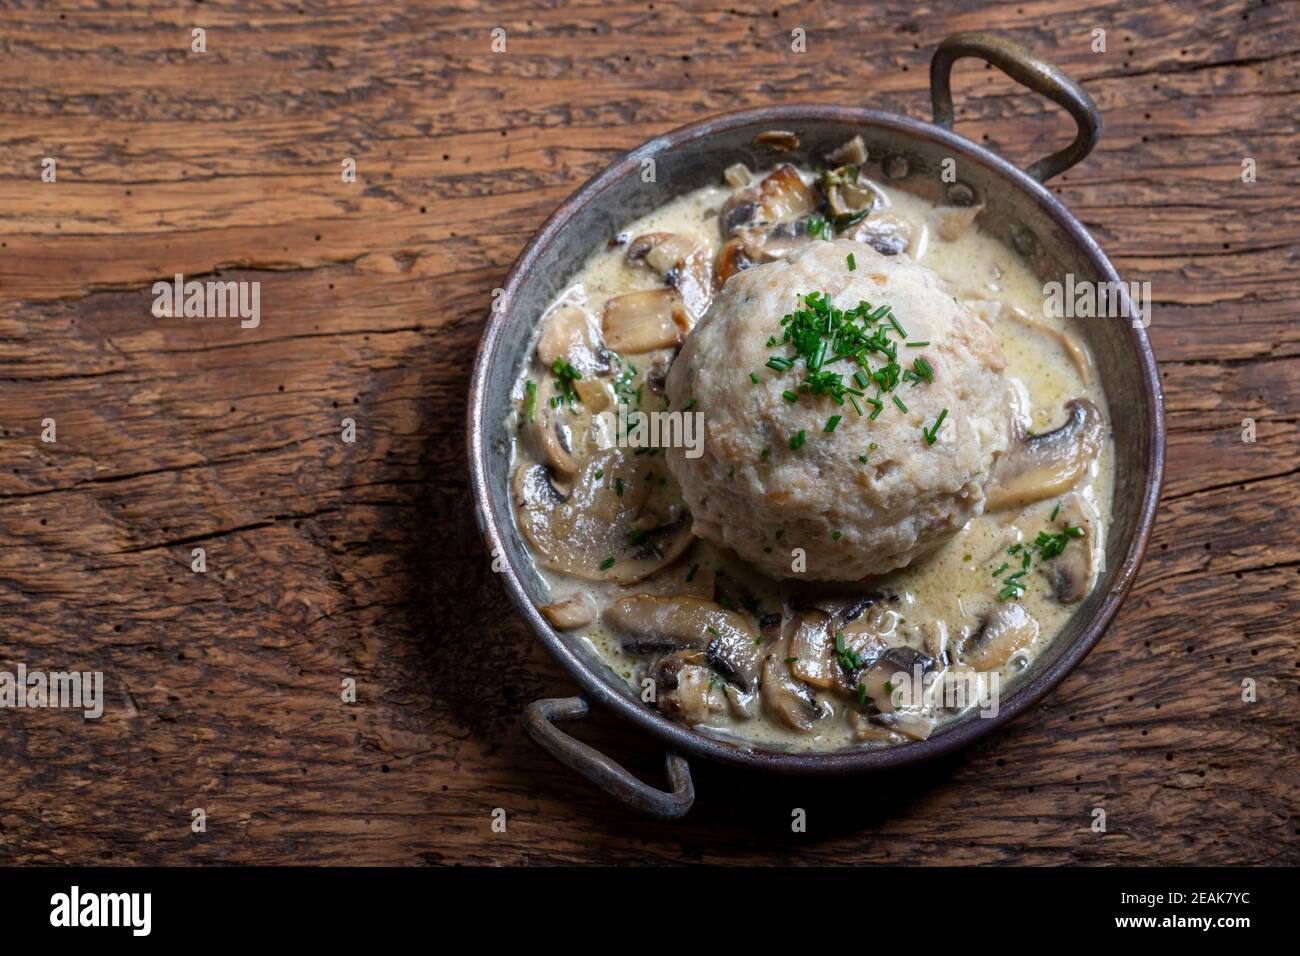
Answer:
[755,130,800,151]
[602,289,688,354]
[960,603,1039,671]
[606,594,761,692]
[514,449,691,584]
[755,164,818,223]
[536,304,609,374]
[715,238,757,286]
[787,610,836,689]
[760,654,825,732]
[1038,494,1097,604]
[625,233,714,321]
[719,163,818,237]
[845,211,925,257]
[986,398,1104,512]
[539,592,596,630]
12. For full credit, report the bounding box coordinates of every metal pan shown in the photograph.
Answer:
[467,33,1164,818]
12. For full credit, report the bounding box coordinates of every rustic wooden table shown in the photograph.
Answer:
[1,1,1296,865]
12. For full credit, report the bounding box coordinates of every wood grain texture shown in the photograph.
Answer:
[0,0,1296,865]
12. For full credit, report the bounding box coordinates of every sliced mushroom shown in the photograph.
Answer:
[1038,494,1097,604]
[755,130,800,151]
[606,594,762,691]
[602,289,688,354]
[716,238,756,285]
[645,650,719,725]
[820,165,884,221]
[788,610,837,689]
[934,203,985,242]
[539,592,596,630]
[986,398,1104,511]
[723,163,753,188]
[625,232,713,321]
[960,602,1039,671]
[1001,304,1092,386]
[536,304,609,375]
[840,590,896,623]
[848,708,905,744]
[523,377,584,479]
[756,165,817,219]
[514,450,692,584]
[874,711,937,741]
[760,654,825,732]
[859,646,936,713]
[827,134,868,166]
[845,211,926,258]
[718,164,819,237]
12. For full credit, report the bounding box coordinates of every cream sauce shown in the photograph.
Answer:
[508,158,1113,752]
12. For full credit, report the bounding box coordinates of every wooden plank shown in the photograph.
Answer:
[0,0,1296,864]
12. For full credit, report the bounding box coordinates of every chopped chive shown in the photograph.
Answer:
[782,390,799,403]
[831,530,842,541]
[846,252,857,271]
[599,557,615,571]
[923,407,948,445]
[749,372,759,384]
[824,414,842,433]
[594,469,603,480]
[906,341,930,347]
[760,447,770,461]
[1050,502,1061,522]
[789,429,806,450]
[524,380,538,421]
[614,477,624,497]
[683,398,696,411]
[892,394,908,413]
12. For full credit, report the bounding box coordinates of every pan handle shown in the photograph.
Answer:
[521,696,695,819]
[930,31,1101,183]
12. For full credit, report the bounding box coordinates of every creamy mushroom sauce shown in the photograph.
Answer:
[507,144,1113,752]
